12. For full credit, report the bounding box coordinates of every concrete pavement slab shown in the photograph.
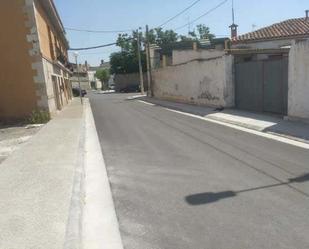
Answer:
[0,99,84,249]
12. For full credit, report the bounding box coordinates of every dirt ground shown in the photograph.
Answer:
[0,124,43,164]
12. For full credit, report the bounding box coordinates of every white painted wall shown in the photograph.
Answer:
[172,49,225,65]
[288,39,309,120]
[71,79,91,90]
[153,55,234,107]
[88,70,102,89]
[232,38,293,50]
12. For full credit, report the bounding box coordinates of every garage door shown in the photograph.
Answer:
[235,58,288,115]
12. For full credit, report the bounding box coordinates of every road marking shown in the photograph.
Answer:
[137,100,155,106]
[136,100,309,150]
[164,108,309,150]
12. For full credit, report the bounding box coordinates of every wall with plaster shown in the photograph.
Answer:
[288,39,309,120]
[232,38,294,50]
[153,54,234,107]
[172,49,225,65]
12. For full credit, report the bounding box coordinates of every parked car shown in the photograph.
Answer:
[119,84,140,93]
[72,87,87,97]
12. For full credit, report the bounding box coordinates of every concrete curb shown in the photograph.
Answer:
[137,98,309,150]
[63,111,85,249]
[126,94,147,100]
[82,99,124,249]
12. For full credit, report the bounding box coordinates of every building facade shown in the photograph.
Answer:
[0,0,72,121]
[230,14,309,120]
[70,61,111,90]
[151,14,309,121]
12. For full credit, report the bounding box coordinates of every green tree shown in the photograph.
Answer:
[111,25,214,74]
[180,24,215,41]
[112,30,147,75]
[148,28,178,46]
[116,30,142,53]
[95,68,110,90]
[110,51,146,74]
[192,24,215,40]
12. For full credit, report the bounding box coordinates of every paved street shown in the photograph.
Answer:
[89,93,309,249]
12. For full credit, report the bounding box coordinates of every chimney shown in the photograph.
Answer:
[85,60,88,69]
[306,10,309,20]
[229,23,238,39]
[230,0,238,39]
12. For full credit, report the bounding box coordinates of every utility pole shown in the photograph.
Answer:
[73,52,83,104]
[145,25,153,97]
[136,28,144,95]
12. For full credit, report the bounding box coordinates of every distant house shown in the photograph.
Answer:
[70,62,91,90]
[87,67,102,90]
[71,60,112,90]
[0,0,72,121]
[151,12,309,121]
[228,12,309,118]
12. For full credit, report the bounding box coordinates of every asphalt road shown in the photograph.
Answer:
[89,93,309,249]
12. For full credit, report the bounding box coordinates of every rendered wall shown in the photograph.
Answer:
[0,0,37,120]
[34,0,68,61]
[172,49,225,65]
[288,39,309,120]
[153,55,234,107]
[232,38,294,50]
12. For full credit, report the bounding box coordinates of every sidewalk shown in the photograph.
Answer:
[0,99,84,249]
[139,97,309,144]
[0,98,123,249]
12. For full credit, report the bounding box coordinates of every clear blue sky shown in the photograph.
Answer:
[54,0,308,66]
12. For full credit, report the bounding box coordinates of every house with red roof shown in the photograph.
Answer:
[232,12,309,50]
[228,11,309,121]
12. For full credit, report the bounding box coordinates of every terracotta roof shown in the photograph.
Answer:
[233,18,309,43]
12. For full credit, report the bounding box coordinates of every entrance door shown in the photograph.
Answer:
[52,76,61,110]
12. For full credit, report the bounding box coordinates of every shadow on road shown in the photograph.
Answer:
[185,173,309,205]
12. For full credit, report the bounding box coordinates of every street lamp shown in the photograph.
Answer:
[73,52,83,104]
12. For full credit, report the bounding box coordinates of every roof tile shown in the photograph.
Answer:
[233,18,309,42]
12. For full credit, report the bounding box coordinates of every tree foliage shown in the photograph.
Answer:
[95,68,110,89]
[110,24,215,74]
[110,51,147,74]
[147,28,178,46]
[180,24,215,41]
